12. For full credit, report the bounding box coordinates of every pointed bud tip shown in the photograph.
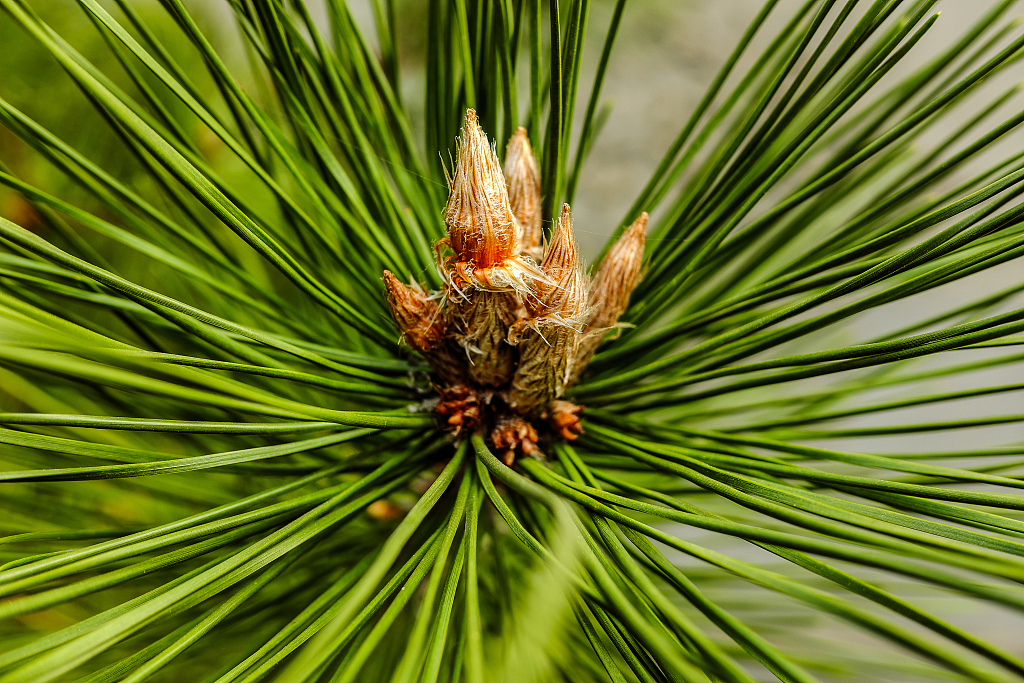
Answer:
[505,128,535,160]
[504,128,537,171]
[621,212,648,248]
[382,270,422,301]
[631,212,649,233]
[457,108,488,153]
[544,204,577,267]
[584,212,648,332]
[381,270,406,300]
[532,202,585,319]
[508,127,529,145]
[381,270,415,307]
[382,272,444,352]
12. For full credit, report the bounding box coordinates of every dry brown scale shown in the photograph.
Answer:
[382,109,646,464]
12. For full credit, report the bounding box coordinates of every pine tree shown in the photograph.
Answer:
[2,1,1024,681]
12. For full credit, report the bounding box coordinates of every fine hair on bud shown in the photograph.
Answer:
[450,290,522,388]
[382,271,465,384]
[444,109,519,269]
[382,270,444,353]
[439,111,550,297]
[504,127,542,261]
[508,204,587,416]
[527,203,587,323]
[390,113,592,460]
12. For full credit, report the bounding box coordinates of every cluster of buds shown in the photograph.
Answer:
[383,110,646,464]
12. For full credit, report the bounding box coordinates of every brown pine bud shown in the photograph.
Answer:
[439,110,549,296]
[444,109,519,268]
[508,327,578,417]
[507,205,587,417]
[504,128,542,261]
[435,384,481,435]
[549,400,584,440]
[572,213,647,380]
[382,271,465,383]
[587,213,647,327]
[523,203,587,322]
[451,290,522,387]
[382,270,444,352]
[491,416,540,466]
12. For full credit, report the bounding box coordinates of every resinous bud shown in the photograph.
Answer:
[451,290,521,388]
[508,204,587,417]
[524,203,587,322]
[504,128,542,260]
[444,109,519,269]
[382,270,444,352]
[383,271,465,383]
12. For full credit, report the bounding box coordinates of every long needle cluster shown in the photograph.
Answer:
[384,110,646,463]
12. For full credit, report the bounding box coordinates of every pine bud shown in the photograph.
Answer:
[507,205,587,416]
[572,212,647,379]
[382,271,465,384]
[434,384,481,434]
[451,290,521,387]
[530,204,588,320]
[382,271,444,352]
[549,400,584,440]
[504,128,542,260]
[444,109,519,268]
[491,416,540,466]
[440,110,550,297]
[508,327,577,417]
